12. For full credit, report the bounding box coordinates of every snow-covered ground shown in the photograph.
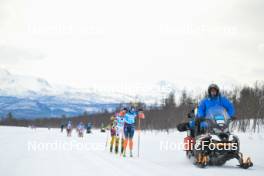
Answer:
[0,126,263,176]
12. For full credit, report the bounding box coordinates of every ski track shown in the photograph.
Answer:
[0,126,263,176]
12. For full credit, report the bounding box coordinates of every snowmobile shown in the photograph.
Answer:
[181,106,253,169]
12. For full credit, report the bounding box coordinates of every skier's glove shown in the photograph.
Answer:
[138,113,145,119]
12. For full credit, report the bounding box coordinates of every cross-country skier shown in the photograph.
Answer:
[114,109,126,154]
[196,84,235,134]
[66,120,72,137]
[122,107,145,157]
[109,115,117,153]
[60,124,64,133]
[86,123,92,134]
[77,122,85,137]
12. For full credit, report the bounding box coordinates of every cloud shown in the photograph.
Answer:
[0,45,45,64]
[252,68,264,76]
[0,0,263,90]
[232,0,264,31]
[258,43,264,53]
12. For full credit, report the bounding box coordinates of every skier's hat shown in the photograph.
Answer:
[122,107,128,111]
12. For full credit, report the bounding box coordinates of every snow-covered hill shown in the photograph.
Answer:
[0,126,262,176]
[0,68,177,118]
[0,69,53,97]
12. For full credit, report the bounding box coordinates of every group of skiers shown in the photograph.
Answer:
[59,104,145,157]
[109,106,145,157]
[61,121,93,137]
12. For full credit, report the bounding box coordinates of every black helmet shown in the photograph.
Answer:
[129,106,136,113]
[122,107,128,112]
[208,84,220,97]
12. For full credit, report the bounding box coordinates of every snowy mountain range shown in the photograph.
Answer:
[0,68,178,119]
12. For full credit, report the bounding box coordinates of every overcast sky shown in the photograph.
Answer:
[0,0,263,91]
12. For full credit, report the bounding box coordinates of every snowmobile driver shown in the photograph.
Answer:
[196,84,235,134]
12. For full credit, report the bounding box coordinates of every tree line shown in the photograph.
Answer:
[1,82,263,132]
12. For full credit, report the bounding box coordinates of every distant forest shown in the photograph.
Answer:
[1,82,264,132]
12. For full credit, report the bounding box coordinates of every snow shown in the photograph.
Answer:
[0,68,178,104]
[0,126,263,176]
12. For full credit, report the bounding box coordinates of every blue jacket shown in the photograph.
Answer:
[197,95,235,118]
[124,111,138,125]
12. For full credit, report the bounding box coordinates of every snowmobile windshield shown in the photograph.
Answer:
[206,106,230,121]
[205,106,230,134]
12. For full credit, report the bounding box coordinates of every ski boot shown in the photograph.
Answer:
[121,138,124,154]
[110,136,115,153]
[130,150,133,158]
[115,138,119,154]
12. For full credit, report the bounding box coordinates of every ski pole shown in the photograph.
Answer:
[105,130,109,150]
[137,118,141,158]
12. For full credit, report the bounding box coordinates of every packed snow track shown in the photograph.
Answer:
[0,127,263,176]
